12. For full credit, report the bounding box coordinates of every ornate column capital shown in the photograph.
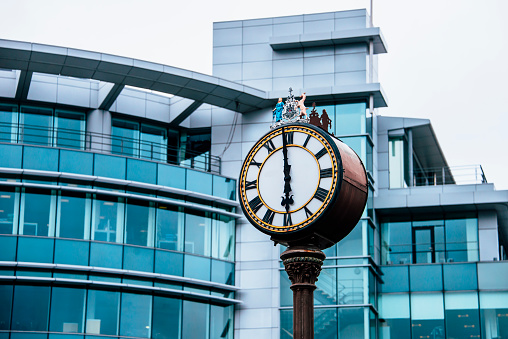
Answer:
[281,246,325,286]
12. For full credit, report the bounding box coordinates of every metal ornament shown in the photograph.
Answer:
[272,88,309,128]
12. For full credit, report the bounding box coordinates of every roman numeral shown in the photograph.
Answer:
[245,180,257,190]
[250,159,262,167]
[320,168,333,178]
[263,139,276,153]
[303,134,311,148]
[314,187,329,202]
[283,131,294,145]
[283,213,293,227]
[304,206,313,218]
[262,209,275,224]
[315,147,327,160]
[248,196,263,213]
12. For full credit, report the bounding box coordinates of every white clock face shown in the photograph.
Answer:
[239,124,341,234]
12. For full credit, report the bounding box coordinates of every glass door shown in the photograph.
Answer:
[413,227,435,264]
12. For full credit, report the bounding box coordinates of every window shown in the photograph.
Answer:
[92,195,124,243]
[140,124,167,161]
[54,110,85,149]
[86,290,120,335]
[112,119,139,157]
[389,136,409,188]
[57,191,91,240]
[0,187,19,235]
[19,106,53,146]
[20,188,56,237]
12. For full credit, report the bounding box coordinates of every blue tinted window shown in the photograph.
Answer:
[126,158,156,184]
[443,263,477,290]
[57,192,90,240]
[211,259,234,285]
[340,136,367,165]
[86,289,120,335]
[154,250,183,276]
[152,296,181,339]
[186,170,212,195]
[156,205,183,251]
[54,110,85,150]
[212,214,235,261]
[381,222,412,265]
[23,146,59,171]
[0,187,19,235]
[410,265,443,291]
[17,237,54,263]
[0,103,18,143]
[125,199,154,247]
[184,254,211,281]
[140,124,167,162]
[182,301,209,338]
[59,150,93,175]
[0,236,16,261]
[381,266,409,292]
[123,246,154,273]
[21,188,55,237]
[157,164,185,189]
[0,285,13,330]
[89,242,122,269]
[19,106,53,146]
[212,176,236,200]
[185,211,211,256]
[11,285,50,331]
[91,195,123,243]
[0,144,22,168]
[335,102,366,136]
[337,221,363,256]
[93,154,126,180]
[54,239,89,266]
[10,333,47,339]
[112,119,139,157]
[120,293,152,338]
[50,287,86,333]
[211,305,233,339]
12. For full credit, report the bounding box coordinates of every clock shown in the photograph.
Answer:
[238,122,368,249]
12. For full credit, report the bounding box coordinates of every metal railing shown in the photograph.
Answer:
[0,123,221,173]
[413,165,487,186]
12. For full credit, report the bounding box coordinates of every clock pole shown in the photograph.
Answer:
[280,246,325,339]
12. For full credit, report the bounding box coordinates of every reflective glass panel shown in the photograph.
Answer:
[156,205,183,251]
[411,293,445,339]
[184,254,210,281]
[380,266,409,293]
[315,268,336,305]
[338,267,364,305]
[11,285,50,331]
[0,235,16,261]
[212,214,234,261]
[445,218,478,262]
[379,294,410,339]
[123,246,154,273]
[92,195,124,243]
[186,170,212,195]
[55,110,85,149]
[0,103,18,143]
[140,124,167,162]
[112,119,139,157]
[445,292,480,339]
[180,131,211,172]
[338,307,364,338]
[23,146,59,171]
[93,154,126,180]
[0,143,22,168]
[20,188,55,236]
[157,164,185,189]
[89,242,122,269]
[211,259,234,285]
[17,237,54,263]
[154,250,183,276]
[50,287,86,333]
[185,211,211,256]
[280,271,292,307]
[182,301,209,338]
[19,106,53,146]
[0,284,13,330]
[152,296,181,339]
[281,309,293,339]
[57,191,90,240]
[86,290,120,336]
[443,263,477,290]
[212,176,236,200]
[335,102,367,135]
[59,150,93,175]
[119,293,152,338]
[125,199,154,247]
[0,187,19,235]
[337,221,363,256]
[409,265,443,291]
[126,158,156,184]
[210,305,233,339]
[314,308,337,337]
[389,137,408,188]
[480,292,508,339]
[381,222,412,265]
[54,239,89,266]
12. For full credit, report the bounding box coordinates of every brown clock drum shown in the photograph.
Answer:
[238,122,368,250]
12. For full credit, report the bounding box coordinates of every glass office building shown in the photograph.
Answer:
[0,8,507,339]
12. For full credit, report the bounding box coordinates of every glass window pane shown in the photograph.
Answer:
[443,263,477,290]
[0,144,22,168]
[380,266,409,293]
[388,137,408,189]
[410,265,443,291]
[59,150,93,175]
[152,296,181,339]
[23,146,59,171]
[210,305,232,339]
[314,308,337,338]
[50,287,85,333]
[182,301,209,339]
[55,110,85,149]
[11,285,50,331]
[20,106,53,146]
[185,211,211,256]
[0,235,17,261]
[0,103,18,143]
[446,218,478,262]
[0,187,20,235]
[21,188,55,236]
[92,195,124,243]
[54,239,89,266]
[154,250,183,276]
[480,292,508,339]
[17,237,54,263]
[281,309,293,339]
[119,293,152,338]
[341,136,367,169]
[89,242,122,269]
[125,199,154,247]
[181,132,211,172]
[445,292,480,339]
[86,290,120,336]
[57,192,90,240]
[335,102,366,135]
[337,267,364,305]
[126,158,156,184]
[140,124,167,162]
[156,205,183,251]
[186,170,212,195]
[411,293,445,339]
[212,214,234,261]
[157,164,185,189]
[184,254,210,281]
[211,259,234,285]
[93,154,126,180]
[338,307,364,338]
[381,222,412,265]
[112,119,139,157]
[0,284,13,330]
[123,246,154,273]
[212,176,236,200]
[337,221,363,256]
[315,268,336,305]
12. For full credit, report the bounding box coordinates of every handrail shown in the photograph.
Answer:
[0,122,221,174]
[412,165,487,186]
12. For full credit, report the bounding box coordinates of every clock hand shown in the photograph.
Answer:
[281,126,294,211]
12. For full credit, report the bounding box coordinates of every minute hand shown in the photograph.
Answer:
[281,127,294,211]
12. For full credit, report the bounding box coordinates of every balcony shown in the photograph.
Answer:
[412,165,487,187]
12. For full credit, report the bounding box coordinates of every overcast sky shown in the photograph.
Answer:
[2,0,507,189]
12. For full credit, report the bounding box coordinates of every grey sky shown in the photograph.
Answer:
[2,0,507,189]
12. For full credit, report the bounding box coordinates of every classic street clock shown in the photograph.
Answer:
[238,122,368,249]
